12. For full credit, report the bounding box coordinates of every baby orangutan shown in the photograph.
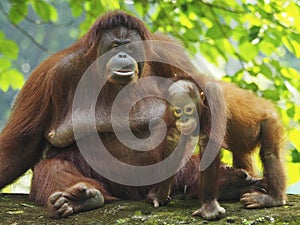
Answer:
[167,79,286,220]
[167,79,226,219]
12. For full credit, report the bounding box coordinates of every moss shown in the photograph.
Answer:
[0,194,299,225]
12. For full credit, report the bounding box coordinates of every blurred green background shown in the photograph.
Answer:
[0,0,299,194]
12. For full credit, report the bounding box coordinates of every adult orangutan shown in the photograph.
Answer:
[0,10,268,219]
[0,10,178,216]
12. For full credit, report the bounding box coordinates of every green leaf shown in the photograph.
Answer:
[134,1,149,17]
[83,1,91,11]
[262,89,280,101]
[260,63,272,79]
[200,42,221,64]
[31,1,49,21]
[291,149,300,163]
[217,39,234,56]
[70,2,83,17]
[245,82,259,92]
[287,106,295,118]
[8,3,28,24]
[0,39,19,59]
[183,29,200,42]
[248,26,261,42]
[207,25,231,40]
[31,1,58,22]
[134,2,143,16]
[265,28,282,46]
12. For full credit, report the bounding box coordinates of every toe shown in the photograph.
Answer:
[53,196,67,209]
[49,192,63,205]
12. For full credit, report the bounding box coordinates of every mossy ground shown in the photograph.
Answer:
[0,194,299,225]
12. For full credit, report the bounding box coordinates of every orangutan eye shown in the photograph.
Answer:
[184,104,194,115]
[112,43,119,50]
[173,107,182,118]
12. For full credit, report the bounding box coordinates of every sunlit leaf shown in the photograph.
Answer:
[244,14,262,27]
[179,13,194,29]
[285,1,300,32]
[48,3,58,22]
[0,69,25,92]
[294,106,300,121]
[188,11,197,21]
[201,17,213,29]
[281,67,300,81]
[6,69,25,90]
[231,25,248,42]
[238,41,258,61]
[0,74,9,92]
[101,0,120,9]
[0,58,12,72]
[217,39,235,56]
[287,162,300,185]
[290,129,300,154]
[134,2,144,16]
[84,1,91,11]
[282,35,300,58]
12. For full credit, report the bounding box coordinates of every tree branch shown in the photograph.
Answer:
[200,1,246,14]
[0,2,48,53]
[208,6,246,70]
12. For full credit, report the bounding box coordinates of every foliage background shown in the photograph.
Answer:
[0,0,299,193]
